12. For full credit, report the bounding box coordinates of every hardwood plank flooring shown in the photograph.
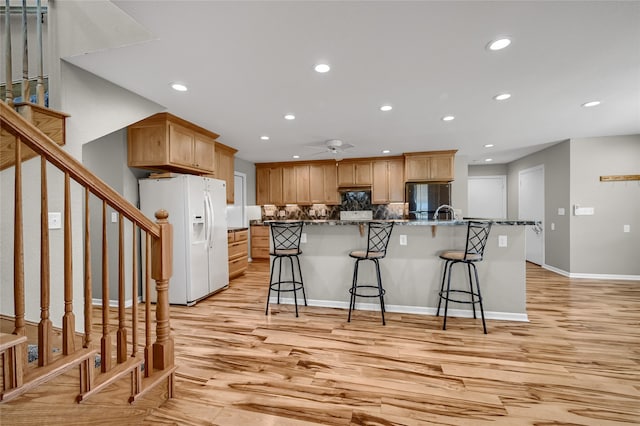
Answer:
[1,261,639,425]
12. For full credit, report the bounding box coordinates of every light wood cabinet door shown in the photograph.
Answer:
[405,155,430,181]
[324,163,339,204]
[282,166,296,204]
[388,158,404,202]
[295,165,310,204]
[256,167,270,205]
[372,158,404,203]
[372,160,388,204]
[354,161,372,185]
[309,164,324,203]
[214,142,237,203]
[337,162,354,186]
[269,167,283,205]
[194,134,215,173]
[250,225,270,259]
[167,123,195,168]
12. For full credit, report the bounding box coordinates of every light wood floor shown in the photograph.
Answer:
[1,261,639,425]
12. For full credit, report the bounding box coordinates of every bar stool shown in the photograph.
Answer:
[436,220,492,333]
[266,221,307,317]
[347,221,394,325]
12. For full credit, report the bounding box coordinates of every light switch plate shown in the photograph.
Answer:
[558,208,565,215]
[111,212,118,223]
[301,233,307,243]
[48,212,62,229]
[498,235,508,247]
[624,225,630,233]
[551,223,555,231]
[399,235,407,246]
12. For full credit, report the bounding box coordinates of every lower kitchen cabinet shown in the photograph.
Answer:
[228,228,248,279]
[250,225,270,260]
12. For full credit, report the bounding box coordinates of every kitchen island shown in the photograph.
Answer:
[264,219,535,322]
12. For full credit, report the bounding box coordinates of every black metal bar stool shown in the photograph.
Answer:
[436,220,492,333]
[347,221,394,325]
[266,221,307,317]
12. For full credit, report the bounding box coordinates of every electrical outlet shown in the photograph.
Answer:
[48,212,62,229]
[111,212,118,223]
[558,208,565,215]
[624,225,630,233]
[399,234,407,246]
[300,233,307,243]
[551,223,555,231]
[498,235,508,247]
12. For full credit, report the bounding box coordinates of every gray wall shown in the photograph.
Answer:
[506,141,571,272]
[569,135,640,275]
[451,155,469,217]
[468,164,508,177]
[83,129,146,304]
[234,157,256,206]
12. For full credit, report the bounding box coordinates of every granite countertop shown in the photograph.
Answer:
[257,219,538,226]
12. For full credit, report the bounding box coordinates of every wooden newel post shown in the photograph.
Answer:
[152,209,174,370]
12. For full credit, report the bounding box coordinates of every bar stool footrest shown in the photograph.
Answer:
[438,289,481,305]
[349,285,386,298]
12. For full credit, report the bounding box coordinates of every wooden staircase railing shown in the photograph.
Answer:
[0,100,176,403]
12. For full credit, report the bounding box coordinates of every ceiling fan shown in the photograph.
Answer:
[304,139,355,156]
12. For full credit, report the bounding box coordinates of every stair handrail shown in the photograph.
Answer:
[1,101,159,236]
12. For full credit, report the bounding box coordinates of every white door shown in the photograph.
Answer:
[468,176,506,219]
[519,165,544,265]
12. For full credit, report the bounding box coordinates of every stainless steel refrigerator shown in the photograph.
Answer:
[139,174,229,305]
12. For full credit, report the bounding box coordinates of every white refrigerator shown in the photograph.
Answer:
[139,175,229,305]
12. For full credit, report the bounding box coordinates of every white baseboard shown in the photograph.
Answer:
[543,264,640,281]
[92,297,138,308]
[268,297,529,322]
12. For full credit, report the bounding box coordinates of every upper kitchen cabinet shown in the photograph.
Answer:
[403,150,457,182]
[128,112,219,175]
[337,160,373,187]
[372,157,405,204]
[214,142,237,204]
[309,161,339,205]
[256,165,283,205]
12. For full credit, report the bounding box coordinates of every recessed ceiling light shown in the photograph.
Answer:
[488,38,511,51]
[292,155,300,159]
[260,136,270,141]
[314,63,330,73]
[284,114,296,120]
[493,93,511,101]
[582,100,601,108]
[441,115,455,121]
[170,83,188,92]
[380,105,393,112]
[382,150,390,154]
[484,144,495,148]
[484,158,494,162]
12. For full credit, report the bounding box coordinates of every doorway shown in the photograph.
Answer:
[468,176,507,219]
[518,165,544,265]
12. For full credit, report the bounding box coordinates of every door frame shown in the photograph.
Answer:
[518,164,545,265]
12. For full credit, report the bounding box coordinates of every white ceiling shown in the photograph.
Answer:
[67,1,640,165]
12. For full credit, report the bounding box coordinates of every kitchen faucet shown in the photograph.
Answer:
[433,204,455,220]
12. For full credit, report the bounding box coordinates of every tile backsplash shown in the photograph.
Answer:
[260,203,407,221]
